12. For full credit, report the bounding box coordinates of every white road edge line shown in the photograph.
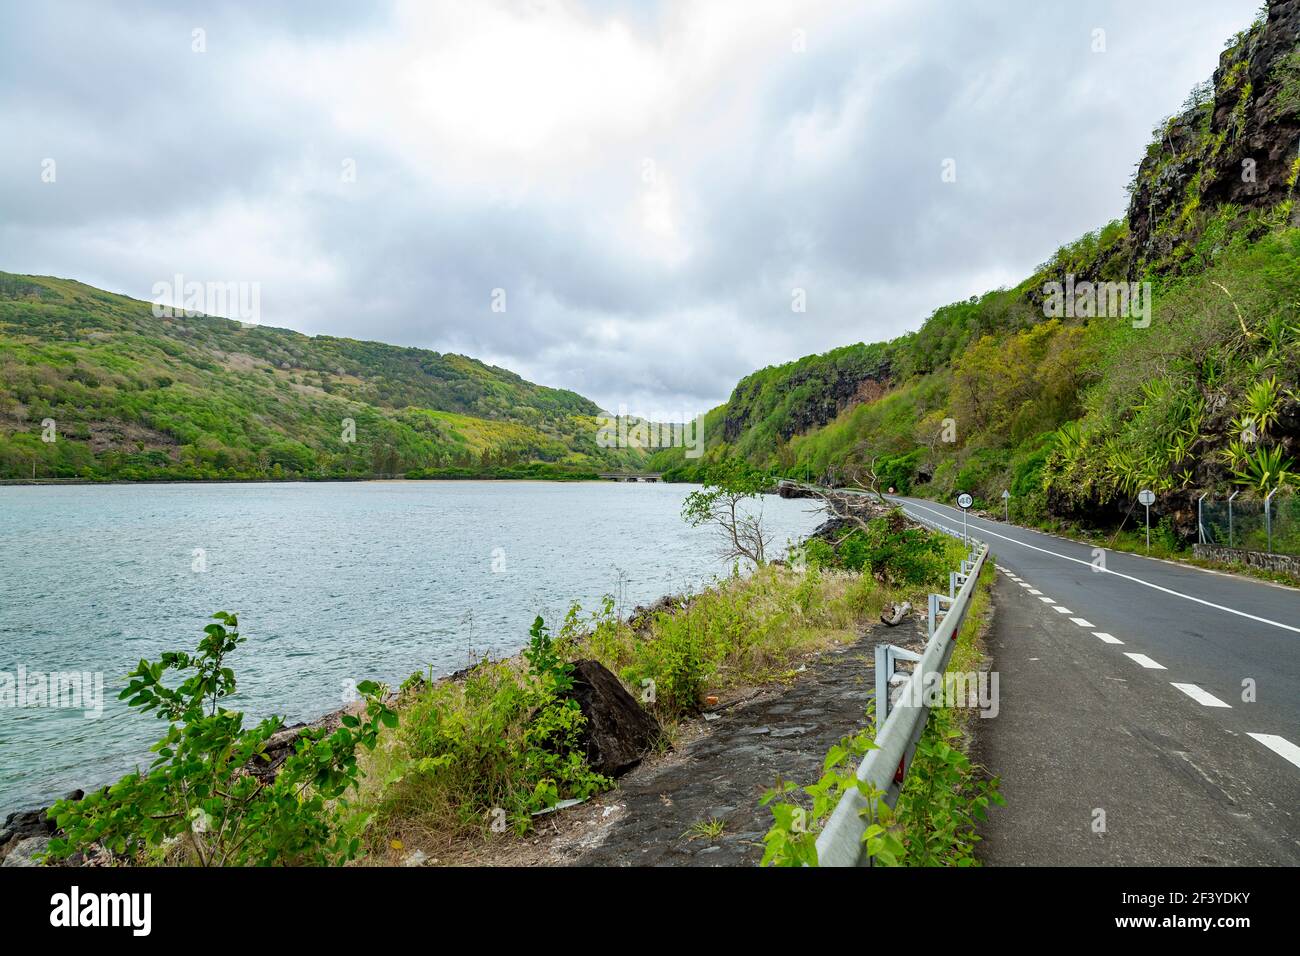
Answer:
[1170,683,1232,708]
[1038,596,1055,604]
[1053,605,1072,614]
[893,499,1300,635]
[1247,733,1300,769]
[1070,617,1094,627]
[1125,653,1166,670]
[1093,632,1124,644]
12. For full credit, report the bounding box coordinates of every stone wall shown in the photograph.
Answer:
[1192,544,1300,576]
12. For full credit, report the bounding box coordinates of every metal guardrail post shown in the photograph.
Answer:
[1266,488,1276,553]
[815,540,990,867]
[874,643,889,727]
[1197,492,1207,546]
[875,643,922,732]
[927,593,954,637]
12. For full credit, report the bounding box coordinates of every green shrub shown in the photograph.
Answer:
[820,514,954,588]
[45,613,395,866]
[380,616,608,838]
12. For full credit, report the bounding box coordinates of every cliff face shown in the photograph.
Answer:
[1127,0,1300,271]
[719,342,891,448]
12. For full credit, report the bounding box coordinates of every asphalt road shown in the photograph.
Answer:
[888,494,1300,865]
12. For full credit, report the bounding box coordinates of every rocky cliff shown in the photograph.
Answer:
[1128,0,1300,272]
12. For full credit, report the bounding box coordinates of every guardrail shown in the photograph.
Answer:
[814,536,990,867]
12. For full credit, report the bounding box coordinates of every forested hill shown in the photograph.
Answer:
[652,0,1300,541]
[0,273,646,480]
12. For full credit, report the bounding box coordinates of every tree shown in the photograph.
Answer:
[681,459,773,566]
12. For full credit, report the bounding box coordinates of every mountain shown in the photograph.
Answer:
[653,0,1300,539]
[0,274,647,480]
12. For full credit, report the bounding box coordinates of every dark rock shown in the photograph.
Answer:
[1127,0,1300,269]
[563,660,663,777]
[627,593,688,632]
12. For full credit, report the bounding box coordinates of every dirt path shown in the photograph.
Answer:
[522,617,927,866]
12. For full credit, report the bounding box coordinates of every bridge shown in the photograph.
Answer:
[597,472,663,482]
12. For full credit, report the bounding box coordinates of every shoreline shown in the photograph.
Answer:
[0,476,659,488]
[0,492,852,863]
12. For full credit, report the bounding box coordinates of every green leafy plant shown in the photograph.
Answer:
[1242,376,1283,435]
[45,612,396,866]
[380,614,609,839]
[760,704,1002,867]
[1232,443,1296,493]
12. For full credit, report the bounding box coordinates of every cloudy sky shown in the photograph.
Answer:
[0,0,1261,417]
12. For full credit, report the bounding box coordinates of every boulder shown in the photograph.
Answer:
[564,660,663,777]
[1,836,50,867]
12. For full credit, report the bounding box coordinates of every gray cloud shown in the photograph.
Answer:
[0,0,1261,416]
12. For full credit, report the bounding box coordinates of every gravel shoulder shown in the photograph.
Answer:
[462,615,928,867]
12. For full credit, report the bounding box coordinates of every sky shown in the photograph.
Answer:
[0,0,1263,418]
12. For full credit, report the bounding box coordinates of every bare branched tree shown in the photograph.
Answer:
[682,460,772,566]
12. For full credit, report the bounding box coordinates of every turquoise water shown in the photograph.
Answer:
[0,481,821,814]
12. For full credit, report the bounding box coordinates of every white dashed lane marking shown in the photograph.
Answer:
[997,551,1297,766]
[1125,653,1166,670]
[1248,734,1300,769]
[1170,683,1232,708]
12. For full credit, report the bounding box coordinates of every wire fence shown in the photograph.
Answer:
[1200,491,1300,555]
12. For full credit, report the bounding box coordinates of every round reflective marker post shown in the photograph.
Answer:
[958,492,973,545]
[1138,488,1155,553]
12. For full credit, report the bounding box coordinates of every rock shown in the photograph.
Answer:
[401,850,428,867]
[1,836,50,867]
[247,705,360,785]
[627,593,687,632]
[880,601,912,626]
[563,660,663,777]
[0,806,57,863]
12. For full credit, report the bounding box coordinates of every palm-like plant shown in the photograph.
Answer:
[1242,376,1282,435]
[1221,438,1252,470]
[1229,414,1259,445]
[1231,444,1296,494]
[1258,314,1299,356]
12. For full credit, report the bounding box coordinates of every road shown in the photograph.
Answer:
[888,494,1300,866]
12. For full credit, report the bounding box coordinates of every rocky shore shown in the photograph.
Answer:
[2,488,909,868]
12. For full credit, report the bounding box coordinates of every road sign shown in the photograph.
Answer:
[1001,490,1010,499]
[1001,489,1010,522]
[1138,488,1154,552]
[957,493,972,544]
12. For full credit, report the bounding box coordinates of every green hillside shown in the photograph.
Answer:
[0,274,646,481]
[656,2,1300,541]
